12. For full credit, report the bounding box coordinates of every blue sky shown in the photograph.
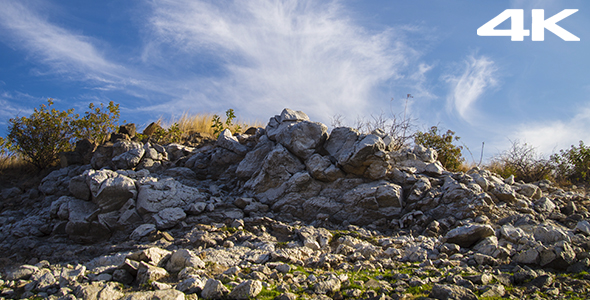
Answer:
[0,0,589,161]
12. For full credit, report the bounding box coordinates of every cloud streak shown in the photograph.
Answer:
[0,0,123,81]
[146,0,421,123]
[444,55,498,123]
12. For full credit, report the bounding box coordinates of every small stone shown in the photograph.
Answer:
[201,278,229,299]
[229,279,263,299]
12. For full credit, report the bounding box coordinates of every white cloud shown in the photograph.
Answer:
[0,0,122,81]
[443,55,498,123]
[146,0,420,124]
[508,105,590,155]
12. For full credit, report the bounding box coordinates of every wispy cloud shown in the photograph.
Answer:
[0,0,122,81]
[443,55,499,123]
[508,105,590,155]
[146,0,421,123]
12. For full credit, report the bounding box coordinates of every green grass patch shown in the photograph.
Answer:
[256,286,282,300]
[405,283,432,297]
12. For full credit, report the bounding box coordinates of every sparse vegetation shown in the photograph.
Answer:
[551,140,590,184]
[211,108,242,136]
[414,126,465,171]
[1,99,120,169]
[488,140,553,183]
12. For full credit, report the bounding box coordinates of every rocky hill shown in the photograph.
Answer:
[1,108,589,299]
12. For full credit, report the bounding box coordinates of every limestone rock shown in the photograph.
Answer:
[305,154,344,182]
[166,249,205,273]
[121,290,185,300]
[65,198,111,244]
[137,177,206,214]
[229,279,263,299]
[86,169,137,213]
[244,144,305,193]
[429,284,477,300]
[236,136,275,178]
[154,207,186,230]
[201,278,230,299]
[444,224,495,248]
[136,261,169,285]
[217,129,248,155]
[275,120,328,160]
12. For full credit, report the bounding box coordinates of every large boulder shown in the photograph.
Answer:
[275,120,328,160]
[244,144,305,194]
[236,136,275,179]
[444,224,495,248]
[85,169,137,213]
[65,198,111,244]
[305,154,344,182]
[216,129,248,155]
[111,140,145,170]
[325,129,389,179]
[136,177,206,214]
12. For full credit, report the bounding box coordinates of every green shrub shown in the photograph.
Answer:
[211,109,241,136]
[551,141,590,184]
[6,99,78,169]
[490,140,552,183]
[4,99,120,169]
[72,101,120,144]
[150,122,183,144]
[414,126,464,171]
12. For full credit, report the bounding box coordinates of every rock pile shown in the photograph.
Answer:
[1,108,590,299]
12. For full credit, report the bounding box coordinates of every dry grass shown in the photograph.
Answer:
[0,154,40,188]
[152,112,263,136]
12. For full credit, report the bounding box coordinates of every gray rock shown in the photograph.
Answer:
[244,144,305,193]
[120,290,185,300]
[75,282,124,300]
[1,186,22,199]
[86,169,137,213]
[336,134,387,178]
[539,241,576,269]
[491,182,516,203]
[229,279,263,299]
[176,276,206,294]
[65,199,111,244]
[236,136,275,178]
[130,224,157,240]
[444,224,495,248]
[480,284,506,298]
[7,265,39,280]
[39,167,72,195]
[576,220,590,235]
[60,264,86,287]
[500,224,528,243]
[275,120,328,160]
[513,248,540,265]
[137,177,206,214]
[69,175,91,200]
[429,284,477,300]
[533,224,570,244]
[201,278,230,299]
[217,129,248,155]
[314,275,341,294]
[113,147,145,170]
[136,261,169,285]
[342,181,404,208]
[154,207,186,229]
[517,183,542,199]
[535,197,556,213]
[29,269,56,291]
[166,249,205,273]
[305,154,344,182]
[127,247,172,267]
